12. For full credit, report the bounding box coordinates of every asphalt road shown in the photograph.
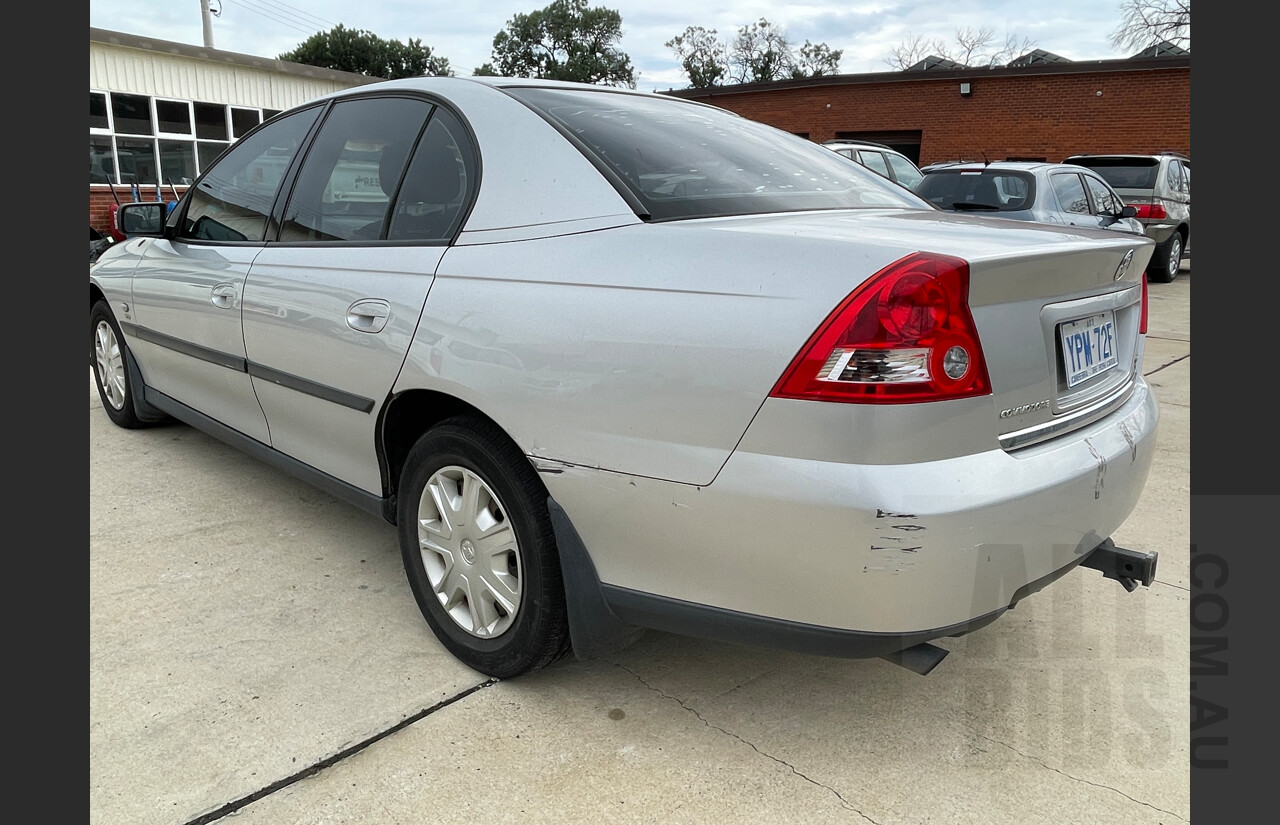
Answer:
[90,262,1191,825]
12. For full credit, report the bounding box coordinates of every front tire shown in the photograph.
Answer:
[1147,232,1182,283]
[397,417,570,678]
[91,299,155,429]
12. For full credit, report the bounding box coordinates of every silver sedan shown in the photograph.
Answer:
[91,77,1160,679]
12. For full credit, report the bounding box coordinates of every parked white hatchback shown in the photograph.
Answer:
[92,76,1159,678]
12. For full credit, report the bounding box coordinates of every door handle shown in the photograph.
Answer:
[347,299,391,333]
[210,283,237,309]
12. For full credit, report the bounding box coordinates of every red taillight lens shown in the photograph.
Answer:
[1140,271,1149,334]
[770,252,991,404]
[1131,203,1167,220]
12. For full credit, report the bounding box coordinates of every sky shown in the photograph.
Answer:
[89,0,1155,93]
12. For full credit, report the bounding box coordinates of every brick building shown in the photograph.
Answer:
[664,54,1190,168]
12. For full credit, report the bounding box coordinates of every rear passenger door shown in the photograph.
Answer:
[241,96,477,494]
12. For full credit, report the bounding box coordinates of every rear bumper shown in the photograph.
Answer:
[1142,221,1178,244]
[542,377,1158,639]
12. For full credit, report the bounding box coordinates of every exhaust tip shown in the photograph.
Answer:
[882,641,949,675]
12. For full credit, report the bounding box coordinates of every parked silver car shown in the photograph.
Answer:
[822,139,924,190]
[91,76,1159,679]
[1062,152,1190,282]
[915,161,1147,238]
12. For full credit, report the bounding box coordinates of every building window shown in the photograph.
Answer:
[156,99,193,136]
[195,102,229,140]
[90,91,276,186]
[231,108,262,138]
[90,92,110,131]
[111,94,153,136]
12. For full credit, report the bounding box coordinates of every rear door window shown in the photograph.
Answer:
[278,97,435,242]
[857,150,891,179]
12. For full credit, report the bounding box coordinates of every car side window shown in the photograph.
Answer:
[1050,173,1089,214]
[857,150,891,179]
[278,97,436,242]
[1164,161,1183,195]
[1180,161,1190,195]
[179,106,321,242]
[885,154,923,189]
[1083,174,1122,215]
[386,108,476,242]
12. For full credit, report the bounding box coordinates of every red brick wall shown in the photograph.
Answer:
[675,66,1190,166]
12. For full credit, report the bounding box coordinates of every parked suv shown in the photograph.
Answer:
[1062,152,1190,282]
[823,140,924,190]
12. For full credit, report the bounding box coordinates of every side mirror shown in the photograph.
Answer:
[1119,205,1138,219]
[117,202,167,237]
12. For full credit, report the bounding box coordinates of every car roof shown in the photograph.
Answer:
[922,161,1064,174]
[822,139,898,152]
[1064,152,1190,162]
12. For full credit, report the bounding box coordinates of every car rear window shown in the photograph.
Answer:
[915,170,1035,212]
[1067,158,1159,190]
[505,87,928,221]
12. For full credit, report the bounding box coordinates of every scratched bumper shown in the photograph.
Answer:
[542,378,1158,635]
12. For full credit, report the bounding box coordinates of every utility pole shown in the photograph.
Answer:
[200,0,216,49]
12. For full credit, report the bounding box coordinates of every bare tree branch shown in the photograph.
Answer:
[1110,0,1191,52]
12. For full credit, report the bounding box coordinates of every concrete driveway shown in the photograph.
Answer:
[90,263,1191,825]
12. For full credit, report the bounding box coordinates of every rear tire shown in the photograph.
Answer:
[1147,232,1182,283]
[397,417,570,678]
[91,299,157,429]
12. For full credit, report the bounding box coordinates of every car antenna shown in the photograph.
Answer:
[982,150,990,167]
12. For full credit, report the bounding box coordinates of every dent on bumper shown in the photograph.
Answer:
[540,379,1158,635]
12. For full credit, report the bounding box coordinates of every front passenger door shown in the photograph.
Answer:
[128,106,321,443]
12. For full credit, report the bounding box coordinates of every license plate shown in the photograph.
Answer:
[1060,311,1118,388]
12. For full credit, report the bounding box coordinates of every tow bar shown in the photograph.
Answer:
[1080,538,1158,592]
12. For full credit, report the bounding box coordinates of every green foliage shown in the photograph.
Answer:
[792,41,843,78]
[665,26,727,89]
[477,0,635,87]
[279,24,452,79]
[667,19,842,88]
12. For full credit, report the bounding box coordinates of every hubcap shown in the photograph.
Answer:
[1168,236,1182,274]
[416,466,521,638]
[94,320,127,411]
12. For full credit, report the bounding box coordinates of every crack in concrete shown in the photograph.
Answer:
[1143,353,1190,377]
[614,663,880,824]
[176,679,498,825]
[969,732,1188,822]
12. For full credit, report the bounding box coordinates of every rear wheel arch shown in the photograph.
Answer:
[379,389,535,520]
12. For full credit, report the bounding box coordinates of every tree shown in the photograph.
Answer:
[884,27,1036,70]
[477,0,635,87]
[1110,0,1191,52]
[730,18,795,84]
[667,19,842,88]
[665,26,728,89]
[792,41,843,78]
[278,24,451,79]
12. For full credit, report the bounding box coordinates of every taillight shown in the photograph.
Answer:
[1140,271,1149,334]
[770,252,991,404]
[1131,203,1167,220]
